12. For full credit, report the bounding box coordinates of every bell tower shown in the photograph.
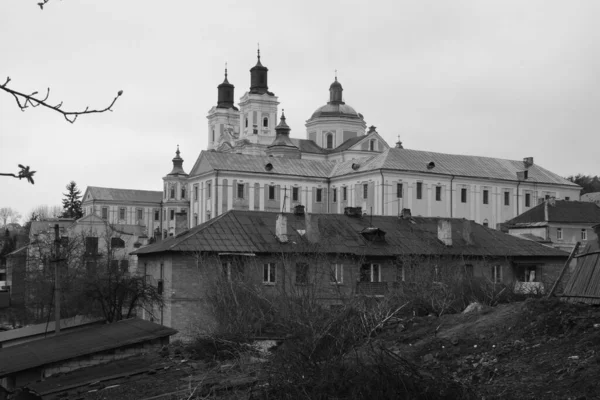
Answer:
[207,65,240,150]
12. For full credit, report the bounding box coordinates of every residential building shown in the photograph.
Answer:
[505,199,600,252]
[581,192,600,206]
[81,52,580,234]
[132,208,569,338]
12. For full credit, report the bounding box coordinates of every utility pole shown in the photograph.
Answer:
[53,224,61,333]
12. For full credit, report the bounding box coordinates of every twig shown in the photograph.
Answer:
[0,76,123,123]
[0,164,36,184]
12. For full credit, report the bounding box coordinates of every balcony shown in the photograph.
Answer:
[356,281,388,297]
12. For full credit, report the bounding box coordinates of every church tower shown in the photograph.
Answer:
[266,111,301,159]
[162,146,189,237]
[206,66,240,150]
[238,49,280,155]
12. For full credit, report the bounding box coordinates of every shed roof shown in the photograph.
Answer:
[133,210,568,259]
[0,318,177,377]
[581,192,600,203]
[0,316,104,345]
[562,240,600,305]
[506,200,600,225]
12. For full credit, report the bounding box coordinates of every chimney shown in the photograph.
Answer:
[276,213,288,242]
[293,204,305,216]
[523,157,534,168]
[462,220,474,245]
[344,207,362,217]
[175,212,188,236]
[544,199,549,222]
[305,213,320,243]
[400,208,412,219]
[438,220,452,246]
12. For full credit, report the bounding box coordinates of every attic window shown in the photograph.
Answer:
[265,163,273,171]
[427,161,435,169]
[360,227,386,242]
[352,163,360,170]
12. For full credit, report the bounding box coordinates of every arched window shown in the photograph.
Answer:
[263,117,269,128]
[181,185,186,199]
[326,134,333,149]
[170,185,175,199]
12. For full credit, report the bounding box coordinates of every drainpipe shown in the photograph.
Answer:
[450,175,455,218]
[214,170,219,219]
[327,179,331,213]
[516,181,521,215]
[380,169,385,215]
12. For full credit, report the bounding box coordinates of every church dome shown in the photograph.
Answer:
[310,103,362,120]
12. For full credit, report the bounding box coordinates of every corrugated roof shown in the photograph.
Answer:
[85,187,162,204]
[506,200,600,225]
[200,151,336,178]
[133,210,568,258]
[0,318,177,377]
[562,240,600,304]
[0,316,104,344]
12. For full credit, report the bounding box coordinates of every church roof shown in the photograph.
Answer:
[290,139,326,154]
[310,103,362,120]
[84,187,162,204]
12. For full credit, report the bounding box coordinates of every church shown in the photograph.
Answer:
[82,51,581,239]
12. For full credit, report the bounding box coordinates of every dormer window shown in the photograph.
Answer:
[369,140,375,151]
[326,133,333,149]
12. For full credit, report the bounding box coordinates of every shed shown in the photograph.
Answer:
[561,239,600,304]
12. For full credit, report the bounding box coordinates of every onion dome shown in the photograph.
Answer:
[217,66,237,110]
[250,49,271,95]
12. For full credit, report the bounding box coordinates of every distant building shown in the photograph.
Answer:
[132,208,569,338]
[82,52,581,233]
[581,192,600,206]
[505,199,600,252]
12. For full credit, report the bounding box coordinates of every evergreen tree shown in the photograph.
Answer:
[61,181,83,219]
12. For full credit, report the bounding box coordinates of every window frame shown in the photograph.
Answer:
[504,191,510,206]
[360,263,381,282]
[292,187,299,202]
[435,186,442,201]
[316,188,323,203]
[154,209,160,221]
[461,188,467,203]
[263,116,269,128]
[268,185,276,201]
[237,183,245,199]
[557,228,563,240]
[326,133,333,149]
[194,184,199,201]
[170,209,175,221]
[342,186,347,201]
[483,189,489,205]
[101,207,108,220]
[396,183,403,199]
[582,229,587,241]
[332,188,337,203]
[491,265,502,284]
[525,193,531,207]
[207,182,212,199]
[119,207,126,221]
[136,208,143,221]
[170,185,175,199]
[181,185,186,199]
[363,183,368,200]
[330,263,343,284]
[416,182,423,200]
[263,263,276,285]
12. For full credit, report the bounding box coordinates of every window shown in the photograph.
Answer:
[416,182,423,200]
[396,263,405,282]
[101,207,108,220]
[343,186,347,201]
[332,188,337,203]
[326,134,333,149]
[212,128,215,142]
[154,209,160,221]
[222,262,243,281]
[263,263,276,284]
[369,140,375,151]
[435,186,442,201]
[194,214,198,226]
[163,184,167,198]
[396,183,403,198]
[491,265,502,283]
[170,209,175,221]
[516,265,537,282]
[181,186,186,199]
[316,188,323,202]
[111,237,125,248]
[194,185,198,201]
[137,209,143,220]
[292,187,299,201]
[263,117,268,128]
[330,264,343,284]
[237,184,244,199]
[163,210,166,221]
[119,208,126,220]
[483,219,489,227]
[525,193,531,207]
[582,229,587,241]
[565,197,570,201]
[268,185,275,200]
[363,184,368,199]
[296,263,309,284]
[461,188,467,203]
[170,186,175,199]
[483,190,489,205]
[360,263,381,282]
[504,191,510,206]
[207,182,212,198]
[245,116,248,128]
[557,228,563,240]
[85,237,98,255]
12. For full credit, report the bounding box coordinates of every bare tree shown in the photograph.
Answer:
[0,207,22,227]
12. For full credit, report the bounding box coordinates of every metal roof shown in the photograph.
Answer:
[133,210,568,258]
[506,200,600,225]
[84,187,162,204]
[562,240,600,304]
[0,316,104,345]
[0,318,177,377]
[581,192,600,203]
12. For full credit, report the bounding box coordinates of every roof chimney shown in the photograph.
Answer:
[523,157,534,168]
[462,220,474,245]
[400,208,412,219]
[438,220,452,246]
[544,199,549,222]
[293,204,305,216]
[305,213,320,243]
[276,213,288,243]
[344,207,362,217]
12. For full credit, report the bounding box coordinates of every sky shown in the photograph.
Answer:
[1,0,599,222]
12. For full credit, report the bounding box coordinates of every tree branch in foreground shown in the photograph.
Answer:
[0,164,36,184]
[0,77,123,123]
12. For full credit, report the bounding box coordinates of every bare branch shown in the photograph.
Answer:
[38,0,51,10]
[1,164,36,184]
[0,76,123,123]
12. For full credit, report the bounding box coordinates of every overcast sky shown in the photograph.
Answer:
[1,0,598,222]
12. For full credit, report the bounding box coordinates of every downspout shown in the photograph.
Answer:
[327,179,331,213]
[380,169,385,215]
[516,181,521,216]
[159,200,164,240]
[214,170,219,219]
[450,175,455,218]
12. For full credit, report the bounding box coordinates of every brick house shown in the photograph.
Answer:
[132,208,569,338]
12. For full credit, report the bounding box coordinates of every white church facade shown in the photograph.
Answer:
[82,52,581,238]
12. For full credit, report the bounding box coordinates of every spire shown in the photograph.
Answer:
[217,63,236,109]
[167,145,188,176]
[250,47,269,94]
[395,134,404,149]
[328,73,344,105]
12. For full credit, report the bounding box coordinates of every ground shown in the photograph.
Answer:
[22,298,600,399]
